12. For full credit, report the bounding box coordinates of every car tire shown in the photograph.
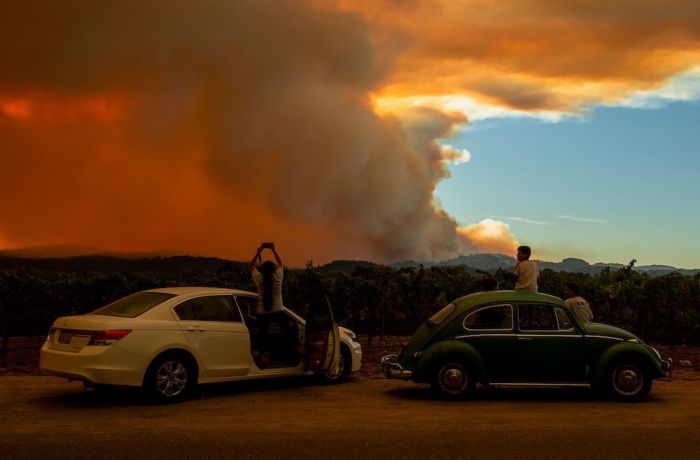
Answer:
[322,344,352,384]
[144,353,196,403]
[607,360,652,402]
[431,358,475,400]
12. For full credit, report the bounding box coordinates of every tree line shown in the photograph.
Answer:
[1,258,699,351]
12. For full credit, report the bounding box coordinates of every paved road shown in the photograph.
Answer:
[1,374,699,459]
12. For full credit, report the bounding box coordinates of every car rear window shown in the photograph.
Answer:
[91,292,176,318]
[464,304,513,330]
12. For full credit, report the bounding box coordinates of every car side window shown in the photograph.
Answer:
[174,300,195,321]
[518,304,558,330]
[555,307,575,330]
[177,296,242,322]
[463,304,513,330]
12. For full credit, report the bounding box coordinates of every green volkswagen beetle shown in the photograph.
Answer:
[382,290,671,401]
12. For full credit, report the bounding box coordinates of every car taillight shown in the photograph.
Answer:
[88,329,132,346]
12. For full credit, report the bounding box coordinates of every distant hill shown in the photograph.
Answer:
[0,244,186,259]
[1,245,698,276]
[0,244,108,259]
[316,260,381,273]
[394,254,700,276]
[440,253,517,271]
[0,254,243,274]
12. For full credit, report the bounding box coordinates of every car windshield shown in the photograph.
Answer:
[427,303,455,326]
[91,292,176,318]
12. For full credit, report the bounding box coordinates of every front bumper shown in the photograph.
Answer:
[348,340,363,372]
[381,354,413,380]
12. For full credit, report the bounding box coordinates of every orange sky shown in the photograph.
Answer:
[1,0,699,264]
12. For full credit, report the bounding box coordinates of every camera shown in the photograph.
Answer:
[261,242,274,249]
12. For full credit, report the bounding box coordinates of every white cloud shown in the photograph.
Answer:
[491,215,550,225]
[613,66,700,109]
[375,67,700,129]
[439,144,471,164]
[555,215,607,224]
[376,94,570,124]
[431,67,700,121]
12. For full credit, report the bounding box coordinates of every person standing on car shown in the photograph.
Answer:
[249,242,284,314]
[513,246,538,292]
[564,282,593,323]
[249,243,285,368]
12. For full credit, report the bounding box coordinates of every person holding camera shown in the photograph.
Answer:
[248,243,285,368]
[249,242,284,314]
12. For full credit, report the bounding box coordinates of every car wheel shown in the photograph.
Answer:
[322,345,352,384]
[608,361,652,402]
[431,359,474,399]
[145,353,195,403]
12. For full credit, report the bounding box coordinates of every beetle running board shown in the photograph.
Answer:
[487,382,591,388]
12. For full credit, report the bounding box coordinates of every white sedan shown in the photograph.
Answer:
[40,287,362,402]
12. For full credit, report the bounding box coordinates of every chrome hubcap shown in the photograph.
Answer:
[441,366,466,391]
[156,360,188,397]
[613,365,643,395]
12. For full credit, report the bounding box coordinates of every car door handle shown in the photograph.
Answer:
[517,336,533,342]
[186,326,206,332]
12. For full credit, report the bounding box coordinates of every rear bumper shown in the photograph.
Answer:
[381,354,413,380]
[39,341,147,387]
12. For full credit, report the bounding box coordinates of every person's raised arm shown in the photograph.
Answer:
[249,246,263,270]
[270,243,283,267]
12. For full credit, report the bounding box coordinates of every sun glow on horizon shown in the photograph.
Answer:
[1,94,125,122]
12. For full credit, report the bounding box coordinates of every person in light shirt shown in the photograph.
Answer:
[513,245,538,292]
[564,282,594,323]
[248,243,284,368]
[249,242,284,314]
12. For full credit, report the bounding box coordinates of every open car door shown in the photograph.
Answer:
[303,296,340,375]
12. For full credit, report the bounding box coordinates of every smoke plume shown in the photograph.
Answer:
[0,0,518,263]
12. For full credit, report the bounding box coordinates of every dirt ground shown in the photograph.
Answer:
[2,335,700,459]
[1,373,700,459]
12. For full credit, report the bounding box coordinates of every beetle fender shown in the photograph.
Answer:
[590,342,663,388]
[412,340,487,384]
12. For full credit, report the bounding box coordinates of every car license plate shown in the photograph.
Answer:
[58,331,72,344]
